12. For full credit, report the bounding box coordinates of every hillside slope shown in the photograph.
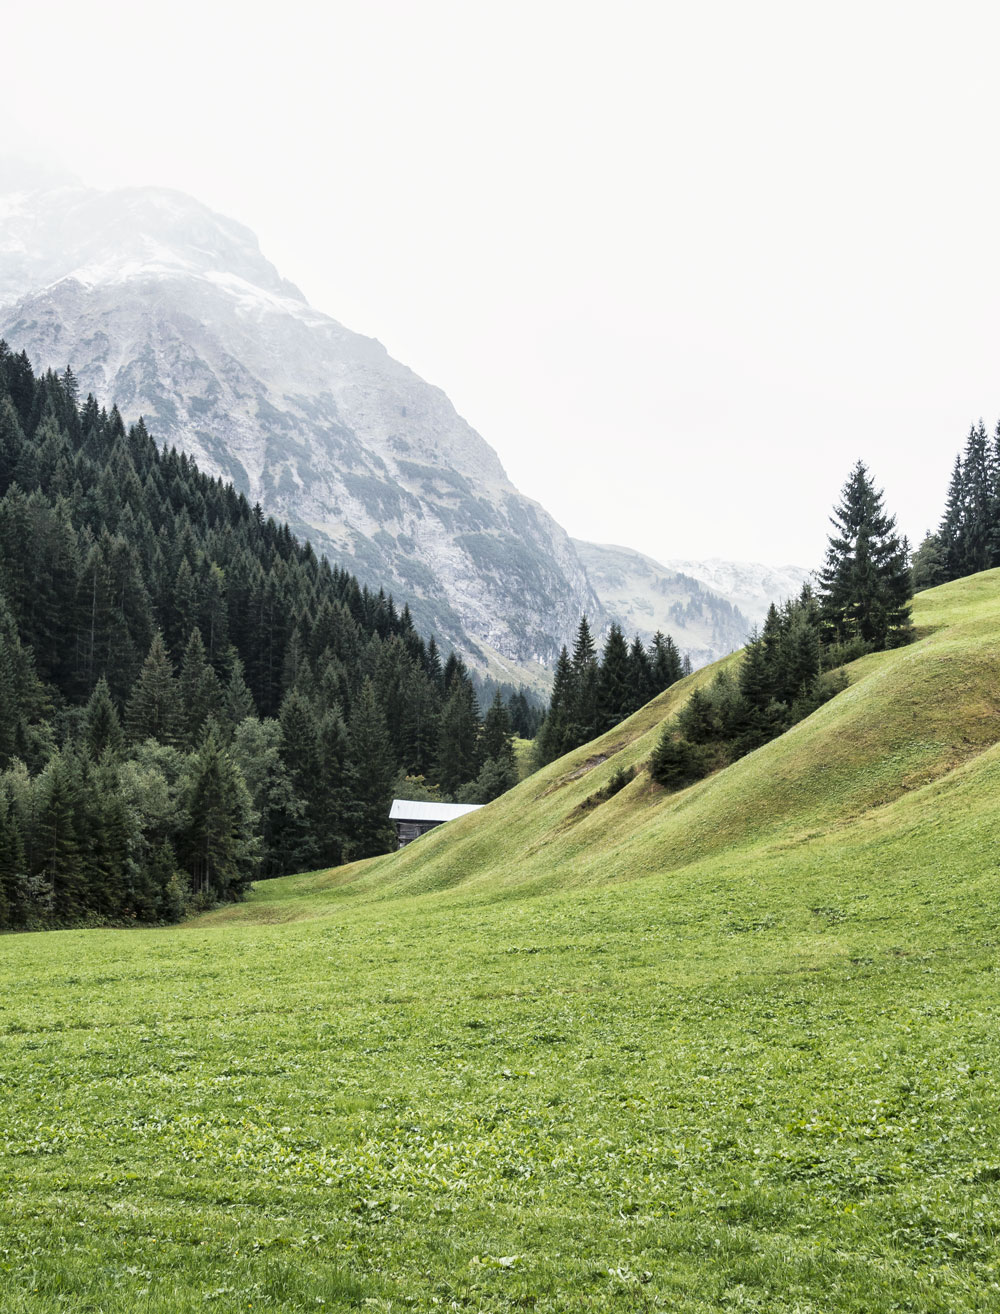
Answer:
[221,567,1000,913]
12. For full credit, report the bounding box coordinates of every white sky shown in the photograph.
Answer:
[6,0,1000,567]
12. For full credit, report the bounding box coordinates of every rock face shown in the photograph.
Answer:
[572,540,752,668]
[0,176,808,677]
[0,181,597,671]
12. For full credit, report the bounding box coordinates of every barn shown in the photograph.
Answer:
[389,799,484,848]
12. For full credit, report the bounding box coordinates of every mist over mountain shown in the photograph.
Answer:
[661,558,814,627]
[0,178,804,673]
[571,540,751,667]
[0,181,602,673]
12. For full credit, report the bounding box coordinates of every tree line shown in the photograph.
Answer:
[0,343,523,929]
[911,420,1000,589]
[653,461,913,789]
[534,618,691,766]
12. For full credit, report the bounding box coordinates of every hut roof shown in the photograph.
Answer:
[389,799,484,823]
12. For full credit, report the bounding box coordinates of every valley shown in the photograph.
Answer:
[2,570,999,1312]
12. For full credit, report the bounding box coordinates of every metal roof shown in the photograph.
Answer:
[389,799,484,823]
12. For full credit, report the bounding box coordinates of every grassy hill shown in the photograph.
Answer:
[2,571,1000,1312]
[210,565,1000,912]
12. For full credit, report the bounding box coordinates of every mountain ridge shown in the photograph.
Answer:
[0,177,807,675]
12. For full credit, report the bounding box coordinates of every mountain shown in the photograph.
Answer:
[0,176,806,678]
[571,539,751,665]
[662,556,813,625]
[0,180,597,677]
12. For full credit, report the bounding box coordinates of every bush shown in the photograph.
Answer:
[596,763,636,800]
[650,733,706,789]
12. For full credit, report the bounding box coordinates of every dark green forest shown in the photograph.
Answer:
[533,618,689,766]
[0,344,530,929]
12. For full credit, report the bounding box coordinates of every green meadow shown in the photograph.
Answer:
[2,571,1000,1312]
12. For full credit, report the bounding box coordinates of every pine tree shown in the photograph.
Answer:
[911,532,947,591]
[276,689,322,872]
[676,687,717,744]
[83,676,124,759]
[35,751,83,919]
[0,795,25,927]
[480,690,516,768]
[533,646,574,767]
[126,632,181,744]
[818,461,913,650]
[476,690,518,801]
[650,631,683,691]
[347,678,396,859]
[597,623,631,730]
[567,616,599,745]
[650,731,701,789]
[231,716,304,879]
[434,678,482,794]
[177,628,223,748]
[625,636,654,713]
[180,727,257,901]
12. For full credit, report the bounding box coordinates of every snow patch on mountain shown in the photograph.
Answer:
[663,558,814,626]
[573,540,752,668]
[0,180,597,668]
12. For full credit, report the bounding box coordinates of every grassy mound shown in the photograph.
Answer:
[2,571,999,1312]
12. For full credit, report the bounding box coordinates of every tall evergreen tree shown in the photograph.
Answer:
[597,624,631,730]
[83,676,124,760]
[347,679,396,859]
[126,632,181,744]
[568,615,599,744]
[434,678,482,795]
[180,728,257,902]
[818,461,912,649]
[177,628,223,748]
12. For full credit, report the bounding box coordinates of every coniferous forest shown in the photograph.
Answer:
[911,419,1000,588]
[0,343,529,929]
[533,618,689,766]
[652,460,913,789]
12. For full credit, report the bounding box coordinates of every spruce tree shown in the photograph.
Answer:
[180,728,257,902]
[476,691,518,801]
[597,623,631,730]
[568,616,599,745]
[347,679,396,859]
[533,646,574,767]
[818,461,912,650]
[83,677,124,759]
[911,532,947,592]
[626,635,654,713]
[434,678,482,794]
[177,628,223,748]
[650,631,683,691]
[35,751,83,919]
[127,632,181,744]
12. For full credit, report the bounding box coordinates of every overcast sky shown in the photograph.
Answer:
[6,1,1000,568]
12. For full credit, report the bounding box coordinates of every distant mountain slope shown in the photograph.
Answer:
[572,539,750,666]
[662,557,813,625]
[0,182,597,670]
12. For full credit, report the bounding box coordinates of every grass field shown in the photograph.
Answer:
[2,571,1000,1312]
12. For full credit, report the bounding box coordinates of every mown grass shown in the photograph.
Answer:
[2,571,1000,1311]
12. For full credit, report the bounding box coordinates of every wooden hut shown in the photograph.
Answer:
[389,799,484,849]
